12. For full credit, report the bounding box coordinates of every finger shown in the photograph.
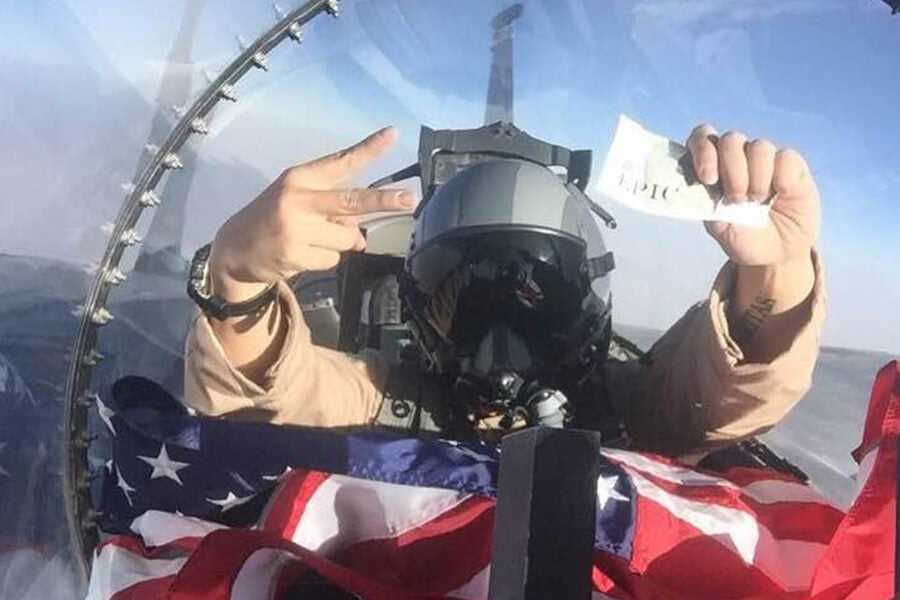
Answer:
[304,187,415,216]
[686,124,719,185]
[296,217,362,252]
[703,219,728,238]
[328,215,358,228]
[328,215,367,251]
[289,126,398,189]
[718,130,749,203]
[352,233,367,252]
[773,148,812,198]
[746,138,777,202]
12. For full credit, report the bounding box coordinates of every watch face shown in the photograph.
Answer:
[187,242,278,320]
[189,244,212,296]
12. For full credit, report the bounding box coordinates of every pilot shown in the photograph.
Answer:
[183,124,824,460]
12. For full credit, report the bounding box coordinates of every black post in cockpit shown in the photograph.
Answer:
[484,4,522,126]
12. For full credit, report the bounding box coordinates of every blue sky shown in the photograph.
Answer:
[2,0,898,352]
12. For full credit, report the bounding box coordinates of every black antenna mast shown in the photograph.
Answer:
[484,4,523,125]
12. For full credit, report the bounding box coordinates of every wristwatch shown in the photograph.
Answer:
[187,243,278,320]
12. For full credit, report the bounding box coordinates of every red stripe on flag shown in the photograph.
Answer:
[627,468,842,544]
[272,558,313,600]
[164,528,443,600]
[607,448,801,486]
[259,470,329,536]
[334,497,495,595]
[809,361,899,600]
[616,495,807,599]
[592,562,631,599]
[853,360,900,462]
[594,549,806,600]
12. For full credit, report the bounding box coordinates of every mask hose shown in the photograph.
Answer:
[525,387,571,428]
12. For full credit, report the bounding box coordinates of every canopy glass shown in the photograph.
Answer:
[0,1,897,596]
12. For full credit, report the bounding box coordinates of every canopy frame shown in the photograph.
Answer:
[62,0,343,584]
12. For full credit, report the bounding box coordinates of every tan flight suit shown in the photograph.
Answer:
[183,254,825,458]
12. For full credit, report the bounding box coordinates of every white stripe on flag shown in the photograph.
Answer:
[231,548,299,600]
[753,535,828,592]
[627,467,828,591]
[291,474,470,553]
[129,510,228,547]
[626,467,760,564]
[604,448,834,507]
[85,543,187,600]
[740,478,836,507]
[448,566,490,599]
[603,448,737,488]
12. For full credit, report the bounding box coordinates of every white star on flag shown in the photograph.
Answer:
[138,444,190,486]
[262,466,293,482]
[97,397,116,436]
[597,473,628,510]
[206,491,254,512]
[116,467,136,506]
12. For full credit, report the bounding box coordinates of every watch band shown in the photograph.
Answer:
[187,243,278,320]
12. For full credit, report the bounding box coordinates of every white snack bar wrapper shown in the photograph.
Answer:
[596,115,772,228]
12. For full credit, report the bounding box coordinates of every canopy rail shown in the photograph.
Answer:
[62,0,343,586]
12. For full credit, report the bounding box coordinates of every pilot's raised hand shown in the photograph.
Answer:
[205,126,412,382]
[685,125,820,362]
[686,125,821,266]
[208,126,414,303]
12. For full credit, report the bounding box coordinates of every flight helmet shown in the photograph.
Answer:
[397,124,616,427]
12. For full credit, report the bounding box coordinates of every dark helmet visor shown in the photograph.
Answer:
[407,228,591,359]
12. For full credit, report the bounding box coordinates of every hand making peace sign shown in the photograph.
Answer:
[208,126,412,303]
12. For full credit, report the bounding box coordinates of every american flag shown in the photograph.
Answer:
[88,362,899,600]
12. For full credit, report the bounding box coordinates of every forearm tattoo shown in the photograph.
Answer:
[735,296,776,344]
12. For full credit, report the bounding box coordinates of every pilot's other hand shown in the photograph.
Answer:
[208,126,413,302]
[687,125,820,267]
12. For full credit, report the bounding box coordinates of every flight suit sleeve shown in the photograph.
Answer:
[183,280,387,427]
[606,251,826,459]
